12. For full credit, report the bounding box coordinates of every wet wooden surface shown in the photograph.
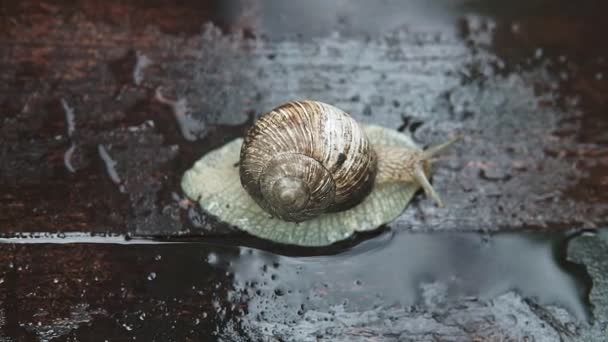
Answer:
[1,0,607,239]
[1,0,608,341]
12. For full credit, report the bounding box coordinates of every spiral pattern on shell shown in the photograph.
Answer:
[239,100,378,222]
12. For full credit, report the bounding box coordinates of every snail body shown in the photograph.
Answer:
[182,100,458,246]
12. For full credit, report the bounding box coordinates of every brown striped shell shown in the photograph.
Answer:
[239,100,377,222]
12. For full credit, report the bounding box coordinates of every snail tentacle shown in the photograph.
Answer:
[374,134,459,208]
[414,135,461,207]
[412,165,444,207]
[422,134,462,160]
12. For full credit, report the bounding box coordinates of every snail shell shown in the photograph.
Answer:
[181,100,459,246]
[239,101,377,222]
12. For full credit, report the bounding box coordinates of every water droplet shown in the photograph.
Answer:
[154,88,206,141]
[155,255,162,261]
[53,278,59,284]
[511,22,520,33]
[369,95,384,106]
[505,314,518,327]
[133,51,152,86]
[194,318,200,325]
[581,230,597,237]
[207,252,219,265]
[147,272,157,281]
[139,313,146,321]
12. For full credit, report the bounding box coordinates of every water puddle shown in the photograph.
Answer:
[0,230,592,324]
[229,230,591,323]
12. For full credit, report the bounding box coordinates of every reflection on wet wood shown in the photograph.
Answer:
[0,233,594,341]
[0,243,235,340]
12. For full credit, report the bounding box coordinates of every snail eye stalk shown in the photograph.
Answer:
[414,134,461,207]
[422,134,462,160]
[412,165,444,207]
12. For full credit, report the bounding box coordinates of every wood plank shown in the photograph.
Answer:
[1,1,607,238]
[0,232,599,341]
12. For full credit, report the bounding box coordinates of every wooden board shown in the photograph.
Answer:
[1,1,607,239]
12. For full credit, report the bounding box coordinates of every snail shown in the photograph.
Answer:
[182,100,459,246]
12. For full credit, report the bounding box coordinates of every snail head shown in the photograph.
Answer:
[377,135,462,208]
